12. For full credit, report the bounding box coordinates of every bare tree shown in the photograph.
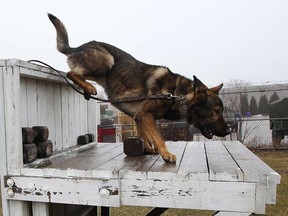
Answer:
[220,79,251,142]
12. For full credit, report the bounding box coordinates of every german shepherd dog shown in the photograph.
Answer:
[48,13,230,163]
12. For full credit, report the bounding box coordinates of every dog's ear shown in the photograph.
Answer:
[209,83,223,95]
[193,75,208,99]
[193,75,206,90]
[186,76,208,106]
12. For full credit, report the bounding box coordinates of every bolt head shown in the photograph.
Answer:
[27,183,35,192]
[42,185,48,193]
[6,178,15,187]
[99,188,110,198]
[7,188,15,198]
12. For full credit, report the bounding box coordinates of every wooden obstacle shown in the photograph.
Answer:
[22,126,53,163]
[0,60,280,216]
[123,137,144,156]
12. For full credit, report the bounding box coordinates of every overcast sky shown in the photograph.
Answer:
[1,0,288,87]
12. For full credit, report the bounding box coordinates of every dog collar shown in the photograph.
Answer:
[176,96,188,119]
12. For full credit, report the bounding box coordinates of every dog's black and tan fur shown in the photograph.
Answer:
[48,13,230,163]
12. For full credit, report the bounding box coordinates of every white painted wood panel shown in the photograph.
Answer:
[32,202,49,216]
[61,84,70,149]
[20,78,28,126]
[205,141,244,181]
[1,63,31,216]
[68,89,76,145]
[223,141,280,183]
[0,66,9,216]
[26,78,38,126]
[2,65,22,175]
[177,141,209,181]
[222,140,281,213]
[36,80,47,126]
[54,84,63,150]
[121,179,255,212]
[215,212,251,216]
[45,82,56,147]
[5,176,120,207]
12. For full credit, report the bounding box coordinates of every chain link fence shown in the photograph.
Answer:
[217,84,288,148]
[158,84,288,148]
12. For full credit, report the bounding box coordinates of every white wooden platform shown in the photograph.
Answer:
[0,60,281,216]
[3,141,281,215]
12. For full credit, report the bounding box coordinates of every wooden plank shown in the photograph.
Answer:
[36,80,47,126]
[147,141,187,180]
[222,141,280,183]
[222,140,281,212]
[214,212,251,216]
[46,82,56,148]
[0,67,9,216]
[118,153,160,179]
[8,201,30,216]
[61,84,69,149]
[2,65,22,174]
[205,141,243,181]
[87,100,97,135]
[41,143,122,170]
[79,98,86,134]
[74,90,81,139]
[68,88,76,146]
[26,78,38,126]
[21,143,120,178]
[1,63,31,216]
[64,144,124,172]
[5,176,120,207]
[92,152,128,179]
[177,141,209,181]
[54,84,63,150]
[20,78,28,126]
[16,60,67,84]
[121,179,255,212]
[32,202,49,216]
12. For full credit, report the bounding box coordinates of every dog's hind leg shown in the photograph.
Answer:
[66,71,97,99]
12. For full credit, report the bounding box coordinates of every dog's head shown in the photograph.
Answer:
[186,76,230,139]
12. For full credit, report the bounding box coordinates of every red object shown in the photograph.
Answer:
[98,127,116,142]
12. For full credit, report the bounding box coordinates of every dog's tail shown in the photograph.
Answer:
[48,13,72,54]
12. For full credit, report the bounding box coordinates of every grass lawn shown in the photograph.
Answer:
[0,150,287,216]
[254,150,288,216]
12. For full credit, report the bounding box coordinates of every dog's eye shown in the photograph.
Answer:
[214,106,222,116]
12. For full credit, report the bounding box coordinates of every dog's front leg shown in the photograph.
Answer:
[134,110,176,163]
[136,126,157,154]
[67,71,97,100]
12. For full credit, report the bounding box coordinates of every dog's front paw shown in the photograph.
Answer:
[85,84,97,95]
[162,152,177,163]
[84,91,91,100]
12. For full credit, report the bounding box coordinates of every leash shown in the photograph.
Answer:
[27,60,186,104]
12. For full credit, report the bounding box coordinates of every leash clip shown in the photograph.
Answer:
[166,93,186,101]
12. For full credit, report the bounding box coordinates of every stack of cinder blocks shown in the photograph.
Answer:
[22,126,53,164]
